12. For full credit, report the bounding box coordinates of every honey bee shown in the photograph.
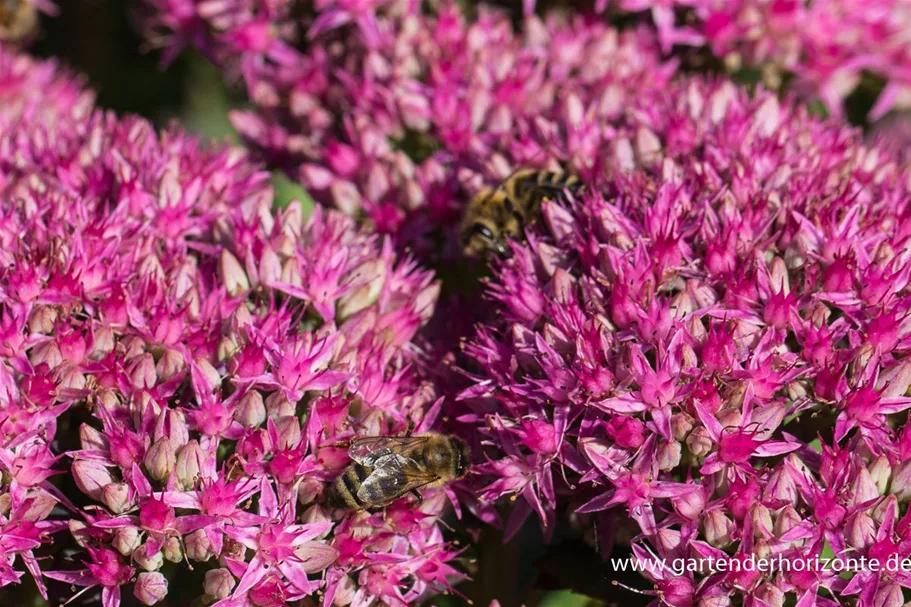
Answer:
[460,169,582,258]
[330,432,471,510]
[0,0,38,42]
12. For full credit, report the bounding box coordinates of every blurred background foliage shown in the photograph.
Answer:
[34,0,314,213]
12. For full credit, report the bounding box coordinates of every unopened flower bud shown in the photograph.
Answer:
[657,441,681,471]
[754,538,772,559]
[763,466,798,506]
[846,512,876,550]
[175,440,205,490]
[237,391,266,427]
[134,572,168,605]
[698,592,731,607]
[265,391,294,418]
[133,545,164,572]
[220,250,250,296]
[849,467,880,505]
[331,575,357,607]
[872,494,898,525]
[143,438,176,482]
[79,423,109,451]
[163,537,182,563]
[715,407,741,428]
[300,505,333,539]
[298,477,324,506]
[869,456,892,495]
[69,520,91,548]
[661,577,695,607]
[129,353,158,389]
[686,427,712,459]
[875,584,903,607]
[113,527,142,556]
[195,358,221,391]
[186,528,214,562]
[90,326,116,360]
[28,305,57,334]
[19,490,55,521]
[337,261,386,320]
[156,348,185,381]
[30,342,62,369]
[97,389,121,411]
[218,335,238,362]
[58,367,86,391]
[889,460,911,502]
[774,506,802,540]
[754,583,785,607]
[72,460,114,500]
[671,413,694,441]
[156,409,189,449]
[787,380,808,401]
[751,504,773,537]
[703,510,733,548]
[656,528,682,554]
[672,489,705,521]
[102,482,134,514]
[274,416,301,450]
[204,568,235,600]
[293,540,339,573]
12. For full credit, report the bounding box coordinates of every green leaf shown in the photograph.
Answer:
[537,590,606,607]
[271,171,316,214]
[181,53,237,141]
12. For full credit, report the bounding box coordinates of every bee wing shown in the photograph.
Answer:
[347,435,429,466]
[355,453,440,506]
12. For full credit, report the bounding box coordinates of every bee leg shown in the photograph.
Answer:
[410,490,424,505]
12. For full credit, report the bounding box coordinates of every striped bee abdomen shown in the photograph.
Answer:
[331,462,372,509]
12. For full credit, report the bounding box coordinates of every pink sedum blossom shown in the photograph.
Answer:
[533,0,911,120]
[0,46,456,607]
[458,78,911,606]
[139,0,672,256]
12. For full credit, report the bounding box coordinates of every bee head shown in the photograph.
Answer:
[461,221,502,258]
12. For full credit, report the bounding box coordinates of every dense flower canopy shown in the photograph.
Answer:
[0,45,457,607]
[544,0,911,120]
[140,0,674,256]
[6,0,911,605]
[458,77,911,607]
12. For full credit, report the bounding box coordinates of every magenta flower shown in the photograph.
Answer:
[137,0,672,257]
[535,0,911,119]
[454,75,911,606]
[217,480,335,605]
[0,42,452,607]
[46,547,135,607]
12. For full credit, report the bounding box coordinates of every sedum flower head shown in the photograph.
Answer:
[528,0,911,120]
[458,77,911,606]
[139,0,671,257]
[0,46,455,607]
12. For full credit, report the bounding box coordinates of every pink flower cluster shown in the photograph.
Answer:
[589,0,911,120]
[0,45,461,607]
[140,0,673,256]
[457,78,911,607]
